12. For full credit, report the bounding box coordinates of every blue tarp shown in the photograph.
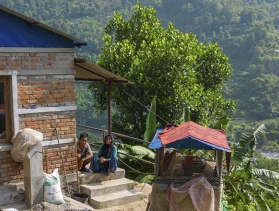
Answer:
[0,9,73,48]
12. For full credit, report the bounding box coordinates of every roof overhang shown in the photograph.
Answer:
[74,58,134,84]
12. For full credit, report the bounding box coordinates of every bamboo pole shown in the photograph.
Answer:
[74,137,80,193]
[46,154,49,173]
[55,128,71,197]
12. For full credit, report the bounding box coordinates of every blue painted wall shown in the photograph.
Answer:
[0,9,74,48]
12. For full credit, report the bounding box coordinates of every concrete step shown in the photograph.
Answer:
[0,191,25,206]
[0,183,25,206]
[89,190,143,209]
[79,168,125,184]
[80,178,135,198]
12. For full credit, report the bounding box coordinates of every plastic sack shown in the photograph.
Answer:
[43,168,65,205]
[11,128,43,162]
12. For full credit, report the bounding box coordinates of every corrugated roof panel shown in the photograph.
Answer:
[74,59,134,84]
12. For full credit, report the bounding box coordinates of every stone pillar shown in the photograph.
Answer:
[23,143,43,208]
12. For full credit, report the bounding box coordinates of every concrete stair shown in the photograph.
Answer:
[0,183,25,206]
[0,168,144,210]
[79,168,125,184]
[89,189,143,209]
[79,168,144,209]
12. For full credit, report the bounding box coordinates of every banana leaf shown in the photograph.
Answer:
[144,97,156,142]
[130,145,155,160]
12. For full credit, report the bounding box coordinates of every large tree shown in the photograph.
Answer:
[91,3,236,139]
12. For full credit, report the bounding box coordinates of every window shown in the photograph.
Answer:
[0,77,10,143]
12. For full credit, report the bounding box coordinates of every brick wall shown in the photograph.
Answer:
[19,111,76,139]
[0,50,78,185]
[0,151,24,185]
[17,75,75,109]
[0,144,77,185]
[43,144,76,175]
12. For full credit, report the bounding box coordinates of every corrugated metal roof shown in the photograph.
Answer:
[0,4,86,46]
[74,59,134,84]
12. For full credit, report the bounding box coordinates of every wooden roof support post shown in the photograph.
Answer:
[107,80,112,135]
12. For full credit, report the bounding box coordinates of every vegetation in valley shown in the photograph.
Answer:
[2,0,279,151]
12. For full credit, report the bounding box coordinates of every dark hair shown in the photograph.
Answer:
[103,134,113,144]
[79,133,89,140]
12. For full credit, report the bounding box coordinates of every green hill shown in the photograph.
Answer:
[2,0,279,150]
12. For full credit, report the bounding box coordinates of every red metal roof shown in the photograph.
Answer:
[158,121,230,151]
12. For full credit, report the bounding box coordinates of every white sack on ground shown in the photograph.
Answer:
[43,168,65,205]
[167,176,215,211]
[11,128,43,162]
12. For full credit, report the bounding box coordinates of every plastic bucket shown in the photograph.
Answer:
[72,192,89,204]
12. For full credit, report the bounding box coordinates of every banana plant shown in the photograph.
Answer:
[117,98,157,183]
[144,97,157,143]
[223,124,279,211]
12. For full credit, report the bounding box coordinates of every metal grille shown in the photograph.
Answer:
[154,148,222,187]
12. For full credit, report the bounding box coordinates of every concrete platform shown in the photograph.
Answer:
[79,168,125,184]
[0,183,25,206]
[89,190,143,209]
[81,178,135,197]
[79,173,144,209]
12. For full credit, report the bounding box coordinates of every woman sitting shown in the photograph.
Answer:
[90,134,118,173]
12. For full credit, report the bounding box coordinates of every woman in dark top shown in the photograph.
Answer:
[90,134,118,173]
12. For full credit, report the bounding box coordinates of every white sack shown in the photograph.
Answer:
[43,168,65,205]
[11,128,43,162]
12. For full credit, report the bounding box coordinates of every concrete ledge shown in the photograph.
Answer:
[89,190,143,209]
[0,47,74,53]
[18,69,75,76]
[18,105,76,114]
[0,144,12,151]
[81,178,135,198]
[79,168,125,184]
[0,138,74,152]
[42,138,74,147]
[0,182,25,192]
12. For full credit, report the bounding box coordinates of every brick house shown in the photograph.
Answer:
[0,5,132,186]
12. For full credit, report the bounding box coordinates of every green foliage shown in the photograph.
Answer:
[75,83,107,129]
[224,124,279,210]
[94,3,236,139]
[134,174,154,184]
[3,0,279,153]
[129,145,155,160]
[117,144,155,182]
[255,152,279,173]
[144,97,157,142]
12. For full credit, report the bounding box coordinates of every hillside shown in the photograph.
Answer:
[1,0,279,150]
